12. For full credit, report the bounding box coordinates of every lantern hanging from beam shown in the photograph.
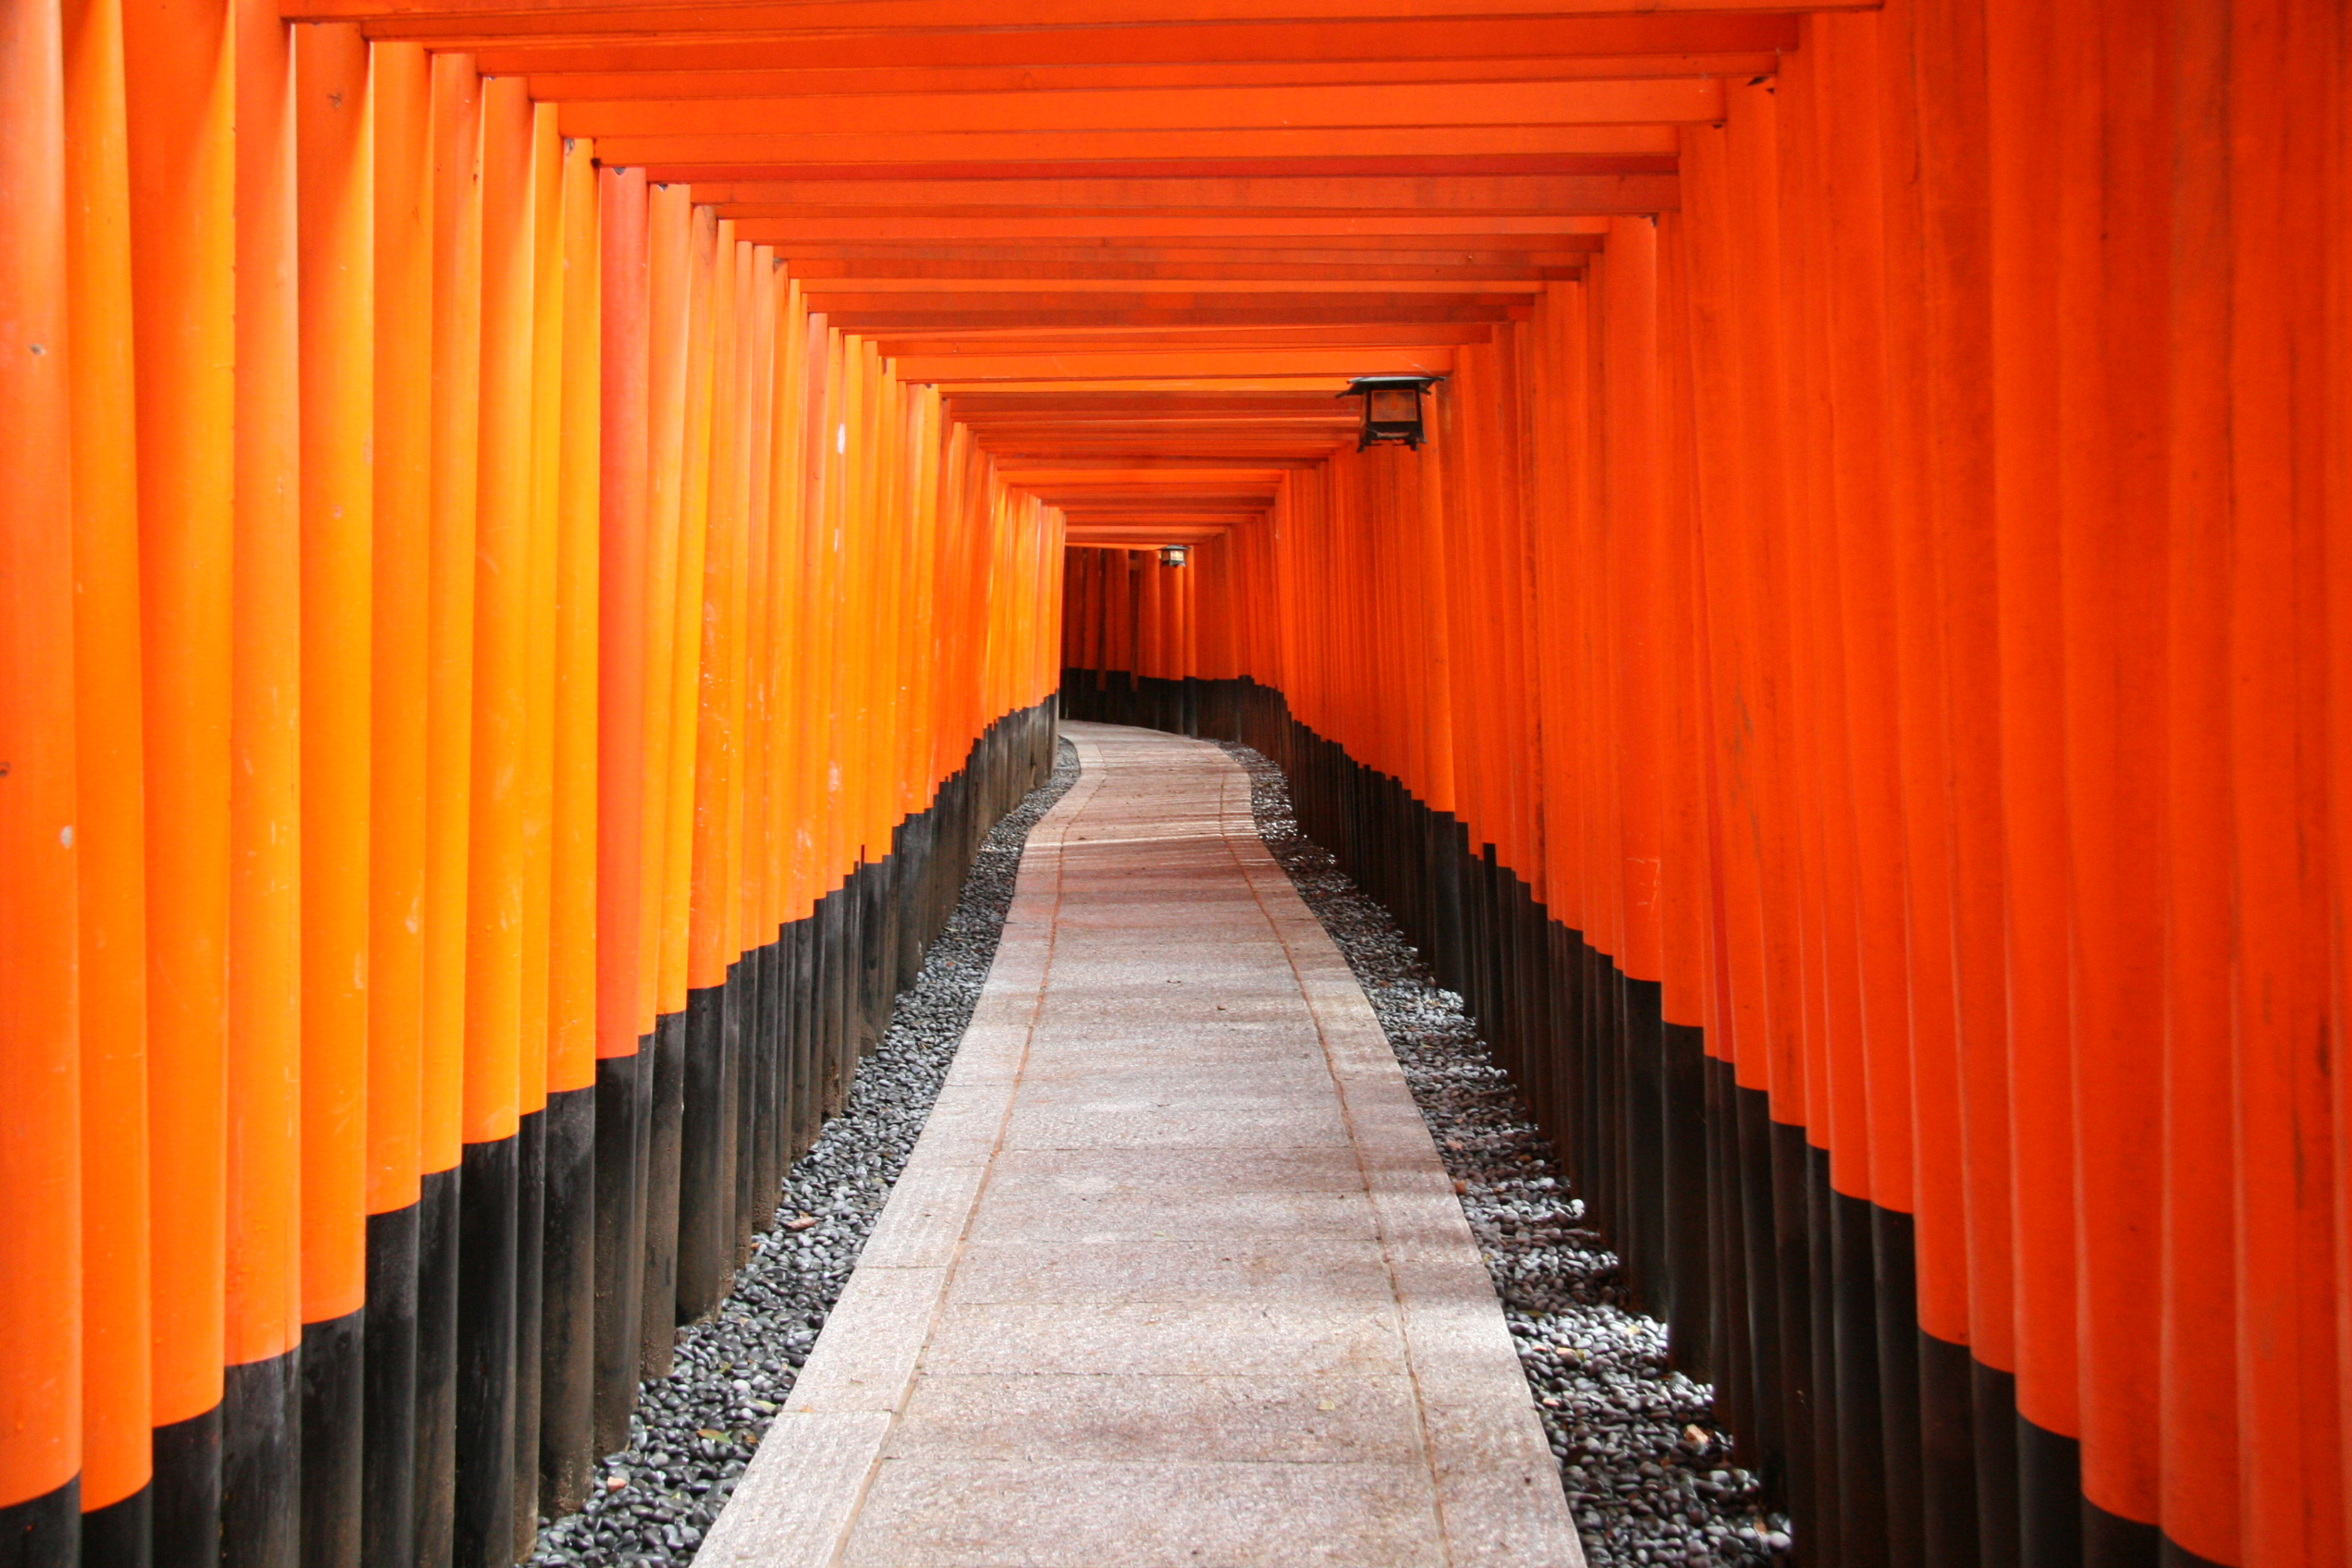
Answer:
[1159,545,1189,568]
[1341,374,1443,450]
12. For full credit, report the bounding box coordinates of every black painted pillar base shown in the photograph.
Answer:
[412,1166,459,1568]
[640,1009,687,1379]
[80,1480,147,1568]
[452,1134,517,1568]
[221,1346,300,1568]
[511,1109,545,1562]
[538,1083,595,1517]
[1920,1329,1980,1568]
[360,1205,416,1568]
[676,981,731,1323]
[300,1308,363,1568]
[151,1404,219,1568]
[591,1042,649,1457]
[0,1478,79,1568]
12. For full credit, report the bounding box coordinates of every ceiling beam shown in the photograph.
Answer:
[301,0,1852,35]
[558,77,1723,138]
[734,214,1633,240]
[597,123,1684,170]
[456,16,1796,72]
[686,173,1670,212]
[527,53,1778,102]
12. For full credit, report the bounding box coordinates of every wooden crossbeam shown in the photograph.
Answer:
[598,124,1685,169]
[525,53,1780,103]
[557,79,1725,138]
[298,0,1852,33]
[453,15,1797,72]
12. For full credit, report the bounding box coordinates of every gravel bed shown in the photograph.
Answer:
[527,737,1080,1567]
[1219,740,1794,1568]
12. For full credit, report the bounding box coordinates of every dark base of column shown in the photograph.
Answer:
[452,1135,517,1568]
[360,1204,417,1568]
[411,1167,459,1568]
[299,1308,364,1568]
[0,1477,79,1568]
[221,1346,300,1568]
[538,1083,596,1516]
[80,1479,146,1568]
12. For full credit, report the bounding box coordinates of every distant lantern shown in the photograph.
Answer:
[1341,374,1443,450]
[1159,545,1189,569]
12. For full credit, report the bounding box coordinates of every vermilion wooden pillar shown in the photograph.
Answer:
[0,2,84,1562]
[292,22,373,1567]
[63,0,153,1553]
[418,51,482,1568]
[361,39,430,1568]
[590,160,650,1458]
[122,0,237,1551]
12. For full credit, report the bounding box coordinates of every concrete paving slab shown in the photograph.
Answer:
[840,1458,1449,1568]
[697,722,1581,1568]
[888,1374,1430,1464]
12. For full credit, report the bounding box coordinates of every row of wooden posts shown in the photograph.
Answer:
[0,16,1067,1567]
[1059,7,2352,1567]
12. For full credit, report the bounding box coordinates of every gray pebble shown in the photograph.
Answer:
[1219,741,1791,1568]
[526,740,1080,1567]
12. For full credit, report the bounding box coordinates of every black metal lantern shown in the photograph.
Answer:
[1158,545,1189,568]
[1341,374,1442,450]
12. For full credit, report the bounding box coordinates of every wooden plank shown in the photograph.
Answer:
[795,276,1542,295]
[662,153,1675,182]
[686,173,1672,211]
[763,241,1601,262]
[890,347,1454,379]
[771,258,1567,281]
[725,214,1636,239]
[525,54,1780,102]
[876,324,1497,352]
[560,79,1725,138]
[820,305,1523,330]
[593,125,1685,167]
[459,14,1798,73]
[296,0,1864,32]
[927,376,1364,392]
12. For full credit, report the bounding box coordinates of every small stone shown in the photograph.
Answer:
[1221,741,1795,1568]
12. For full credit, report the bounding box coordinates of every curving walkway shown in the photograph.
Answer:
[697,722,1582,1568]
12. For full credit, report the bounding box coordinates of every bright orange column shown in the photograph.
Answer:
[63,0,151,1531]
[0,0,83,1537]
[293,18,373,1560]
[124,0,235,1535]
[635,182,691,1049]
[594,163,648,1085]
[417,48,482,1568]
[539,129,601,1514]
[224,0,302,1550]
[365,34,432,1568]
[590,159,649,1455]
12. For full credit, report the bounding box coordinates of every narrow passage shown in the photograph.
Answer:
[699,722,1581,1568]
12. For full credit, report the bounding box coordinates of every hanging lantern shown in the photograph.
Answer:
[1341,374,1442,450]
[1158,545,1189,569]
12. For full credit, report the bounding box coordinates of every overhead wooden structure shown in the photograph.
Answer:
[311,0,1791,555]
[1,6,2346,1568]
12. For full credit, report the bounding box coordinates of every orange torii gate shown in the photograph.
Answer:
[2,4,2347,1568]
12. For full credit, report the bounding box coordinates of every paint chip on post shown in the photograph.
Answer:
[836,422,846,454]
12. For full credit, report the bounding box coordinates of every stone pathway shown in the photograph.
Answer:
[696,722,1583,1568]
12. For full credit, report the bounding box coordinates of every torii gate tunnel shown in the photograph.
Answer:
[1,3,2346,1568]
